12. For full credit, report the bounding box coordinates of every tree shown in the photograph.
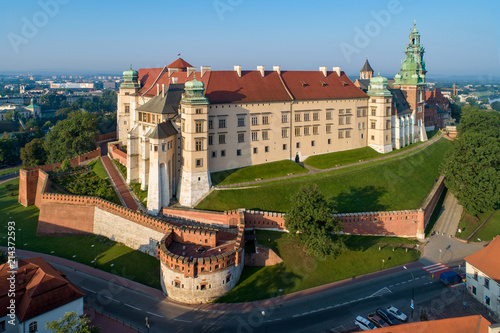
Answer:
[45,111,98,163]
[491,101,500,111]
[20,138,47,167]
[285,184,344,258]
[0,133,17,165]
[465,97,477,105]
[45,311,100,333]
[441,107,500,216]
[4,110,18,121]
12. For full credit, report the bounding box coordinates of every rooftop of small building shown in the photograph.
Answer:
[372,315,491,333]
[465,236,500,283]
[167,230,238,259]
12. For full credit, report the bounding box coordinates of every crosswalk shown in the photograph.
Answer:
[422,263,452,278]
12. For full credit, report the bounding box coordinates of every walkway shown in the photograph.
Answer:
[216,133,443,189]
[432,191,463,238]
[99,143,138,211]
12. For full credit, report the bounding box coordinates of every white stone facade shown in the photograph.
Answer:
[466,263,500,317]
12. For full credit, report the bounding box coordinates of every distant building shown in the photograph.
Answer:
[103,81,116,90]
[425,88,451,130]
[0,257,85,333]
[50,83,94,90]
[0,99,41,121]
[465,236,500,317]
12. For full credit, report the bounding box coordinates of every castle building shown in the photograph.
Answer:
[116,24,428,213]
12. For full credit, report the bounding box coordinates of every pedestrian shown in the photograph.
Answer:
[463,301,467,310]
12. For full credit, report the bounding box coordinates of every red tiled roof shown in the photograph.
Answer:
[372,315,491,333]
[167,58,193,69]
[280,70,367,101]
[465,235,500,283]
[0,257,84,322]
[136,66,367,103]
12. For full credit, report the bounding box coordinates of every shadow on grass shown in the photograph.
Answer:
[329,185,387,213]
[211,168,241,186]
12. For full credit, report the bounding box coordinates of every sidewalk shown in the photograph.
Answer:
[100,154,138,211]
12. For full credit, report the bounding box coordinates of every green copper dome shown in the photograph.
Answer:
[368,74,391,97]
[184,74,204,90]
[182,74,209,105]
[121,65,140,89]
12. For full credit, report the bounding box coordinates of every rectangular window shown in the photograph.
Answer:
[346,116,351,125]
[281,113,288,123]
[295,127,301,136]
[474,271,478,281]
[371,121,376,129]
[253,147,258,154]
[251,116,258,126]
[218,118,226,128]
[358,122,362,130]
[236,149,242,156]
[386,120,391,129]
[338,131,344,139]
[211,151,217,158]
[251,131,258,141]
[195,120,203,133]
[339,116,344,125]
[485,278,490,289]
[386,107,391,116]
[238,133,245,143]
[311,140,315,147]
[304,113,310,121]
[237,116,245,127]
[282,144,287,150]
[295,113,301,122]
[326,111,332,120]
[304,126,310,136]
[195,158,203,167]
[371,135,375,141]
[281,128,288,138]
[262,115,269,125]
[326,124,332,133]
[124,104,130,113]
[208,135,213,146]
[339,109,345,115]
[162,143,166,151]
[262,131,269,140]
[218,134,226,144]
[181,119,185,132]
[486,296,490,306]
[371,108,377,116]
[196,108,202,114]
[313,126,319,135]
[296,142,300,148]
[346,108,352,114]
[328,138,331,144]
[221,150,226,157]
[346,130,351,138]
[195,139,203,151]
[265,146,269,152]
[363,108,367,117]
[357,108,361,117]
[313,112,319,121]
[472,286,477,295]
[208,119,213,129]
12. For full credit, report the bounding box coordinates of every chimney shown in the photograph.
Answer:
[187,67,196,78]
[333,66,341,76]
[273,66,281,75]
[234,65,242,78]
[172,77,178,84]
[201,66,211,78]
[162,84,165,98]
[257,65,265,77]
[157,84,160,96]
[168,68,176,77]
[319,66,327,77]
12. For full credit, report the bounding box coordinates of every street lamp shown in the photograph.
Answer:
[382,259,385,269]
[439,249,442,261]
[403,266,415,319]
[145,316,150,333]
[91,245,96,267]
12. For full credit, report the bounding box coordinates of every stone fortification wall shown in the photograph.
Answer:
[95,131,117,143]
[158,209,245,303]
[109,143,127,166]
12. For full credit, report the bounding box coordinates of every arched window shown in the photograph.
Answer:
[29,321,38,333]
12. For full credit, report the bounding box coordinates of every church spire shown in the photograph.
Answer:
[394,22,426,86]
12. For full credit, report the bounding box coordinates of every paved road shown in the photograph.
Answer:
[432,191,463,238]
[100,154,139,211]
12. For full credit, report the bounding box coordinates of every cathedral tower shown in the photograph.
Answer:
[393,22,427,143]
[178,74,211,207]
[360,58,374,80]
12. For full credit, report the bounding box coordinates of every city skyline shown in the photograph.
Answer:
[0,0,499,77]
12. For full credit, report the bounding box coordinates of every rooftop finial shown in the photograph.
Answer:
[129,64,133,70]
[193,73,197,80]
[414,20,416,28]
[378,70,380,76]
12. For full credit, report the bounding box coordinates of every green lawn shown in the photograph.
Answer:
[131,183,148,207]
[0,179,161,289]
[455,211,495,240]
[211,160,307,186]
[197,138,451,213]
[304,131,441,170]
[461,210,500,242]
[217,230,420,302]
[113,159,127,179]
[89,159,108,179]
[0,166,21,177]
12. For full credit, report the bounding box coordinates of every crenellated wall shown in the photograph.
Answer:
[95,131,117,143]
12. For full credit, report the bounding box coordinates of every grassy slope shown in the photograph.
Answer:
[473,210,500,242]
[456,211,494,240]
[211,160,307,186]
[0,166,21,177]
[0,179,160,289]
[217,231,420,302]
[198,138,451,213]
[89,158,108,179]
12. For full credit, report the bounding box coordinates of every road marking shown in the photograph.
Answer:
[147,311,163,318]
[103,295,119,303]
[265,318,282,322]
[415,277,420,280]
[125,304,141,311]
[81,287,96,293]
[401,281,406,284]
[388,285,393,287]
[174,318,192,323]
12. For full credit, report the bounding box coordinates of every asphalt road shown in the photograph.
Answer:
[54,261,452,333]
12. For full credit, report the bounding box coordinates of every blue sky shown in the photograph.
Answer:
[0,0,499,77]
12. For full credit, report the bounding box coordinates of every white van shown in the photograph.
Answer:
[354,315,376,331]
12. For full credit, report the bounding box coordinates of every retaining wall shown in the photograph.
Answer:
[109,144,127,166]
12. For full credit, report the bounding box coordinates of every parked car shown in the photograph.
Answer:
[354,316,376,331]
[386,306,408,321]
[376,308,399,325]
[367,313,390,328]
